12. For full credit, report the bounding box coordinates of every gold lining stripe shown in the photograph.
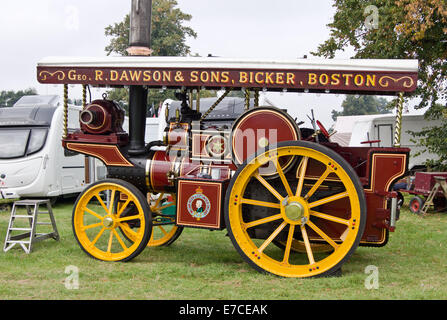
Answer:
[150,152,158,192]
[66,143,133,167]
[168,122,190,146]
[232,109,298,164]
[145,158,151,190]
[362,153,407,245]
[364,153,407,192]
[85,104,107,131]
[192,133,208,158]
[176,180,223,229]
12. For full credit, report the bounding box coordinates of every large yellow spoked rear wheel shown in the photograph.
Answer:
[147,193,183,247]
[225,141,366,278]
[72,179,152,262]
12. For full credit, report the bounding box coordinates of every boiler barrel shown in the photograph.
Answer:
[107,150,199,194]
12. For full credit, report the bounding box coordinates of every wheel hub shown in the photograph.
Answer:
[103,216,114,228]
[285,202,305,221]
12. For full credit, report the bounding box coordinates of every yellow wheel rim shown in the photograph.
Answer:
[73,182,148,262]
[227,145,363,278]
[119,193,181,247]
[148,193,181,247]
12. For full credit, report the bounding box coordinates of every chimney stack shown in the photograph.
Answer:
[127,0,153,56]
[127,0,152,155]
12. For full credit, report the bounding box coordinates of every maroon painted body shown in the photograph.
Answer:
[80,99,126,135]
[325,144,409,244]
[231,107,300,165]
[177,178,229,230]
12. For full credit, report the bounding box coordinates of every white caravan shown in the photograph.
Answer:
[331,113,442,172]
[0,95,105,202]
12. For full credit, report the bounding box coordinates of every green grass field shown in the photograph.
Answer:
[0,197,446,300]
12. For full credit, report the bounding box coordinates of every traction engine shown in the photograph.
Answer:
[61,87,409,278]
[36,0,416,279]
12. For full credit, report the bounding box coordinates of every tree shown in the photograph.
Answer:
[410,121,447,171]
[0,88,37,108]
[332,95,390,121]
[104,0,205,113]
[105,0,197,56]
[313,1,447,169]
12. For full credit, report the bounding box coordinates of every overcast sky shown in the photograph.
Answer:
[0,0,415,127]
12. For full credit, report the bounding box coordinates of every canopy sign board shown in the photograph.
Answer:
[37,57,418,95]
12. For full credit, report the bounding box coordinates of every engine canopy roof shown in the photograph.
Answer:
[37,56,418,96]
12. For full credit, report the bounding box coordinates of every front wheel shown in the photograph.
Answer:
[225,141,366,278]
[72,179,152,262]
[147,193,183,247]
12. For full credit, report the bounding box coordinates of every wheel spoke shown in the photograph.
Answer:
[117,198,131,217]
[119,223,138,238]
[157,225,168,236]
[306,220,339,249]
[295,157,309,197]
[300,225,315,265]
[91,227,106,246]
[310,210,350,226]
[84,207,104,221]
[117,214,143,223]
[253,172,284,201]
[95,193,109,214]
[108,190,116,215]
[113,229,128,250]
[275,158,293,197]
[308,191,349,209]
[107,230,114,253]
[282,224,295,265]
[304,168,331,200]
[241,198,281,209]
[244,214,283,230]
[82,222,103,231]
[258,221,288,253]
[153,193,164,209]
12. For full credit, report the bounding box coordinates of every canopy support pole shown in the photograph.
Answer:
[244,88,251,111]
[196,88,201,113]
[393,92,405,148]
[189,89,194,112]
[63,84,68,139]
[82,85,87,107]
[254,89,260,107]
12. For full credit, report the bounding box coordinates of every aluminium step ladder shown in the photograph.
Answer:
[3,199,60,254]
